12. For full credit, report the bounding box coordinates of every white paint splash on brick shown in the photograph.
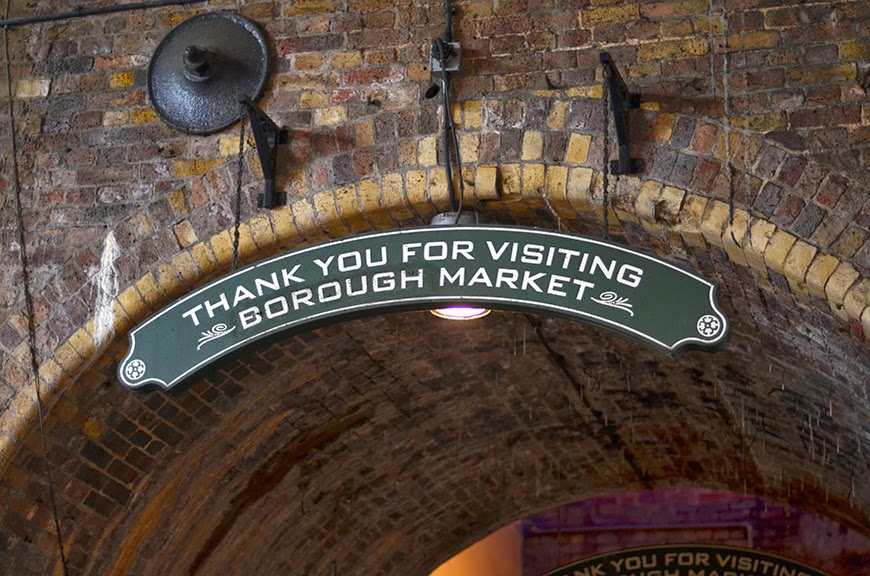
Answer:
[93,231,120,348]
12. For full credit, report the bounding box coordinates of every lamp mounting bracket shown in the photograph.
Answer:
[242,97,288,209]
[600,51,642,175]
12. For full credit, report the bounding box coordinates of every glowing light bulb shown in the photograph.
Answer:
[430,306,491,320]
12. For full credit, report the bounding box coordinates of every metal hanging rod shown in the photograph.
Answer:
[0,0,205,28]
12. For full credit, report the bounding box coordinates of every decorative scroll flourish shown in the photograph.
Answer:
[197,323,236,350]
[591,291,634,316]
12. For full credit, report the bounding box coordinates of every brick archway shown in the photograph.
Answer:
[1,113,869,574]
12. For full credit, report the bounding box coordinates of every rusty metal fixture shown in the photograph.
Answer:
[148,12,269,134]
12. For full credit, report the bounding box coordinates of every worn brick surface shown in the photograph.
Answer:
[0,1,869,574]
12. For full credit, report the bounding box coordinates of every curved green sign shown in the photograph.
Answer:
[543,545,833,576]
[119,225,729,390]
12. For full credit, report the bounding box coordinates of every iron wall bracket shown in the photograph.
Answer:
[242,97,288,209]
[600,52,642,175]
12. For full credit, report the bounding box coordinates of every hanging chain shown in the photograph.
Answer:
[601,63,611,240]
[233,105,246,271]
[4,20,70,576]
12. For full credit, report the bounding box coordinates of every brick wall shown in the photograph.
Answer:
[0,1,868,574]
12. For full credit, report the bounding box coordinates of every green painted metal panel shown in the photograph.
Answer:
[118,225,729,390]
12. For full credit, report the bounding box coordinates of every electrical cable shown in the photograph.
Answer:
[3,12,70,576]
[233,104,246,271]
[0,0,205,28]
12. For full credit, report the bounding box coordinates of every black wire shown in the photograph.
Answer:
[0,0,204,27]
[433,38,462,216]
[3,21,70,576]
[233,104,246,271]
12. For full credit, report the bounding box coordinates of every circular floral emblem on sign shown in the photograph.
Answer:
[697,315,722,338]
[125,359,147,381]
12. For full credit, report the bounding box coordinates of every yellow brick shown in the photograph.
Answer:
[295,53,328,71]
[155,263,184,299]
[634,181,662,224]
[358,179,394,228]
[131,108,157,124]
[522,131,544,160]
[840,42,870,61]
[418,136,438,166]
[172,158,222,177]
[382,173,415,220]
[763,230,797,275]
[83,417,108,440]
[464,101,483,129]
[788,64,856,84]
[314,106,347,126]
[284,0,335,16]
[744,219,777,273]
[728,31,779,51]
[313,192,349,237]
[805,253,840,299]
[116,286,147,322]
[15,78,50,98]
[475,165,499,200]
[300,91,329,109]
[290,199,326,240]
[545,166,570,211]
[565,133,592,163]
[679,195,709,248]
[843,279,870,321]
[38,358,66,391]
[166,189,188,218]
[522,164,546,197]
[209,230,235,268]
[700,200,731,247]
[355,119,375,148]
[135,273,165,309]
[248,213,277,251]
[547,102,568,129]
[332,51,362,68]
[428,168,452,213]
[335,184,368,232]
[658,186,686,224]
[52,342,83,374]
[825,263,860,306]
[176,220,210,260]
[722,210,750,266]
[103,110,129,126]
[500,164,522,197]
[220,137,242,157]
[582,5,639,27]
[652,114,676,141]
[68,328,96,358]
[459,133,480,163]
[639,39,709,61]
[286,168,309,197]
[270,206,301,243]
[783,241,818,295]
[109,71,135,88]
[406,170,435,217]
[566,167,594,212]
[190,241,220,278]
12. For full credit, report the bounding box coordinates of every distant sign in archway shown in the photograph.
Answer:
[119,225,729,390]
[543,545,833,576]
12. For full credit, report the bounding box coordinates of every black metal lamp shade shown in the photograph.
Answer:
[148,12,270,134]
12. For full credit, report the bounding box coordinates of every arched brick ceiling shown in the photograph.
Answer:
[15,305,867,575]
[1,1,869,574]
